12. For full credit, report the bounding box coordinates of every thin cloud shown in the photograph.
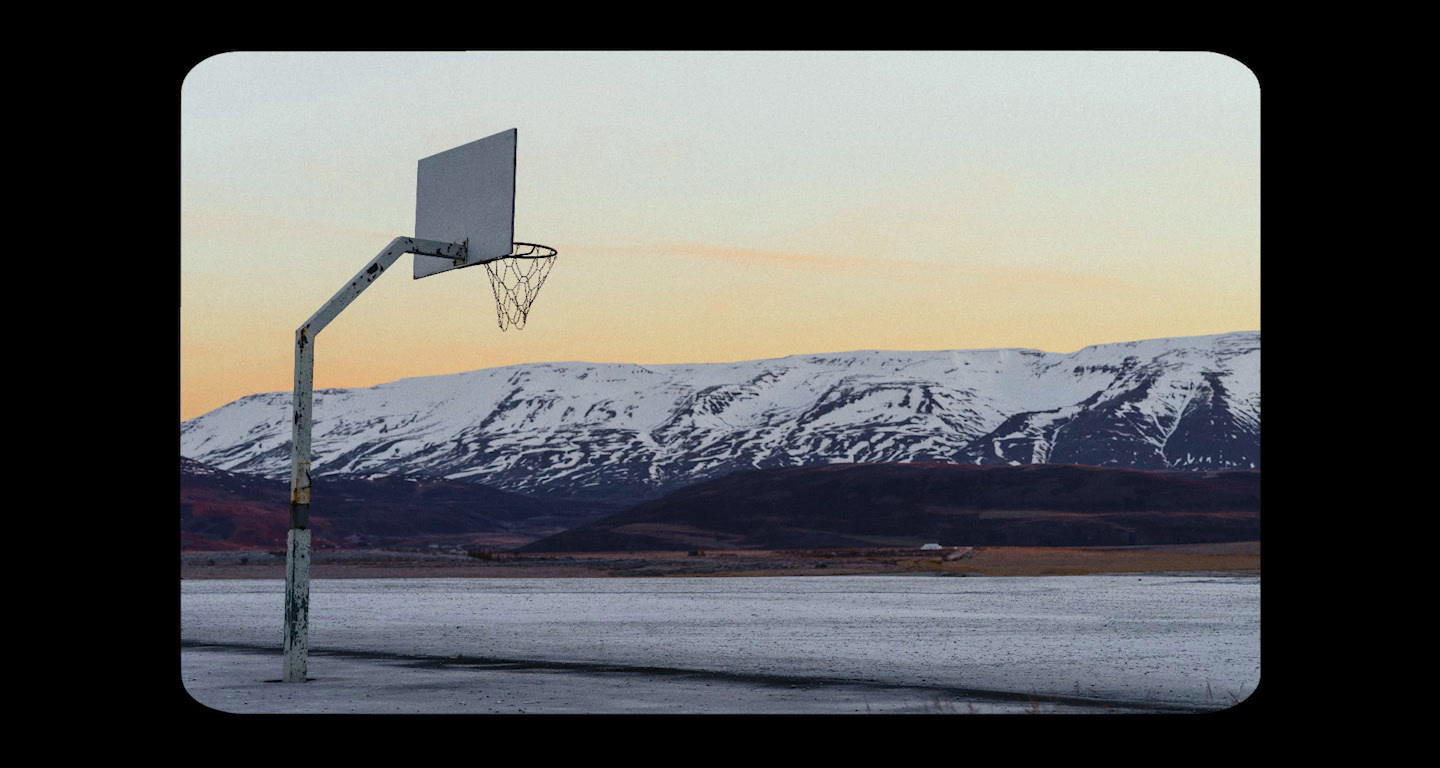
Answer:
[575,241,1131,291]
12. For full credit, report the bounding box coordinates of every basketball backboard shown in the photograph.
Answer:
[414,128,517,279]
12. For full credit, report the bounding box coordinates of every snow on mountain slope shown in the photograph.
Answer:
[180,331,1260,499]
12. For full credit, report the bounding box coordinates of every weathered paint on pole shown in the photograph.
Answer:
[290,323,313,529]
[282,528,311,681]
[282,321,315,682]
[281,236,467,683]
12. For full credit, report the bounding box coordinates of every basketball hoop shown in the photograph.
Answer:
[283,128,560,684]
[485,242,557,330]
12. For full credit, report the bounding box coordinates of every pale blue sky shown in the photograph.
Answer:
[181,51,1260,420]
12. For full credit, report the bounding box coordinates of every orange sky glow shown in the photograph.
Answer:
[181,51,1259,421]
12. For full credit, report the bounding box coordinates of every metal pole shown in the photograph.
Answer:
[281,236,466,682]
[282,325,314,682]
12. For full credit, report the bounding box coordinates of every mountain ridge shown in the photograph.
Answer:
[181,331,1259,502]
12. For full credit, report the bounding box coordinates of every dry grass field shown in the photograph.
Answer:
[179,541,1258,580]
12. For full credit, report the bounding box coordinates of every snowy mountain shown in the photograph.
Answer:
[180,331,1259,501]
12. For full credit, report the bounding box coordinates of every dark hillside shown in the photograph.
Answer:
[520,462,1260,552]
[180,457,623,551]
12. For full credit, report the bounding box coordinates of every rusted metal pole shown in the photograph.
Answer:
[282,236,466,682]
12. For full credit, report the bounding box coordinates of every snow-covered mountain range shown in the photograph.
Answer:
[180,331,1259,501]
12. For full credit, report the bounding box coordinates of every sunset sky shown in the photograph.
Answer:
[180,51,1259,422]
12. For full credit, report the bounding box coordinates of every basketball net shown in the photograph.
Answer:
[485,243,556,330]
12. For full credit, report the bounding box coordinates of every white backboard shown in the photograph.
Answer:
[414,128,517,279]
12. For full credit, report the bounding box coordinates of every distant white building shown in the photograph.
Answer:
[921,543,943,550]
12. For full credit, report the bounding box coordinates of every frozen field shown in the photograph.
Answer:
[181,574,1260,714]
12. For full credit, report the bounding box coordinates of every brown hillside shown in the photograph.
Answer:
[180,457,623,551]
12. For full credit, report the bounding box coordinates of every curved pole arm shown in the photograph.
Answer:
[298,237,467,340]
[289,236,465,520]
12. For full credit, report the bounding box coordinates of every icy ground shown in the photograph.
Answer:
[181,574,1260,714]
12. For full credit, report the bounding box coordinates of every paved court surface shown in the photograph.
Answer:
[181,575,1260,715]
